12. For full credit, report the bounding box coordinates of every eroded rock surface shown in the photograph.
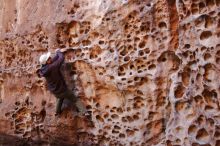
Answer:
[0,0,220,145]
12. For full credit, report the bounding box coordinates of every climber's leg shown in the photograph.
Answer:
[65,89,86,114]
[63,89,76,102]
[55,97,64,115]
[75,98,87,114]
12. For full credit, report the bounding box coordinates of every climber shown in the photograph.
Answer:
[36,49,87,116]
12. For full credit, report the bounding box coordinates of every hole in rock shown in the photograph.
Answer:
[204,15,214,28]
[188,124,197,135]
[199,2,206,10]
[202,89,218,105]
[194,95,204,105]
[174,84,185,98]
[124,56,130,62]
[216,57,220,64]
[119,133,125,138]
[122,117,127,122]
[133,114,139,120]
[126,116,133,123]
[196,115,206,125]
[216,48,220,56]
[206,0,215,8]
[204,53,211,60]
[117,108,123,113]
[139,50,144,56]
[134,77,140,82]
[96,115,104,122]
[175,101,187,112]
[196,128,209,143]
[205,105,214,111]
[192,143,200,146]
[216,140,220,146]
[148,112,156,120]
[158,22,167,29]
[111,114,119,119]
[82,40,91,46]
[134,37,140,43]
[127,80,132,84]
[214,131,220,138]
[184,44,191,49]
[103,113,109,118]
[148,64,156,70]
[216,0,220,6]
[207,118,214,127]
[99,40,104,45]
[181,67,191,86]
[156,96,166,107]
[120,48,127,56]
[138,41,145,48]
[126,129,135,137]
[200,31,212,40]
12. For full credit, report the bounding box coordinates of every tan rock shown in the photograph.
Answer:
[0,0,220,145]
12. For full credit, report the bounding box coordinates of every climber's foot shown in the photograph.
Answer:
[76,111,92,121]
[55,111,62,117]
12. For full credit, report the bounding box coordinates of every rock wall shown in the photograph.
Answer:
[0,0,220,145]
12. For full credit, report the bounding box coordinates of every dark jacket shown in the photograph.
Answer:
[39,50,67,95]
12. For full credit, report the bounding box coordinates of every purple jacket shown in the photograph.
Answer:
[39,50,67,95]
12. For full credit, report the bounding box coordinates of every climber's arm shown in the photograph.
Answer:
[47,50,64,70]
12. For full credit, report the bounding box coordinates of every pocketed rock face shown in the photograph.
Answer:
[0,0,220,145]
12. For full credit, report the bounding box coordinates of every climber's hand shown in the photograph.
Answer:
[55,48,66,53]
[55,48,60,53]
[60,48,66,53]
[36,69,41,78]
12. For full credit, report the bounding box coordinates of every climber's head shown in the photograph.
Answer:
[46,57,52,64]
[39,52,51,65]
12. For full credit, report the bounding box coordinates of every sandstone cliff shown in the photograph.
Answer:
[0,0,220,145]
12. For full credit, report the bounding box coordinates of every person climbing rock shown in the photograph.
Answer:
[37,49,87,116]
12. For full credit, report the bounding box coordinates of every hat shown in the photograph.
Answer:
[39,52,51,65]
